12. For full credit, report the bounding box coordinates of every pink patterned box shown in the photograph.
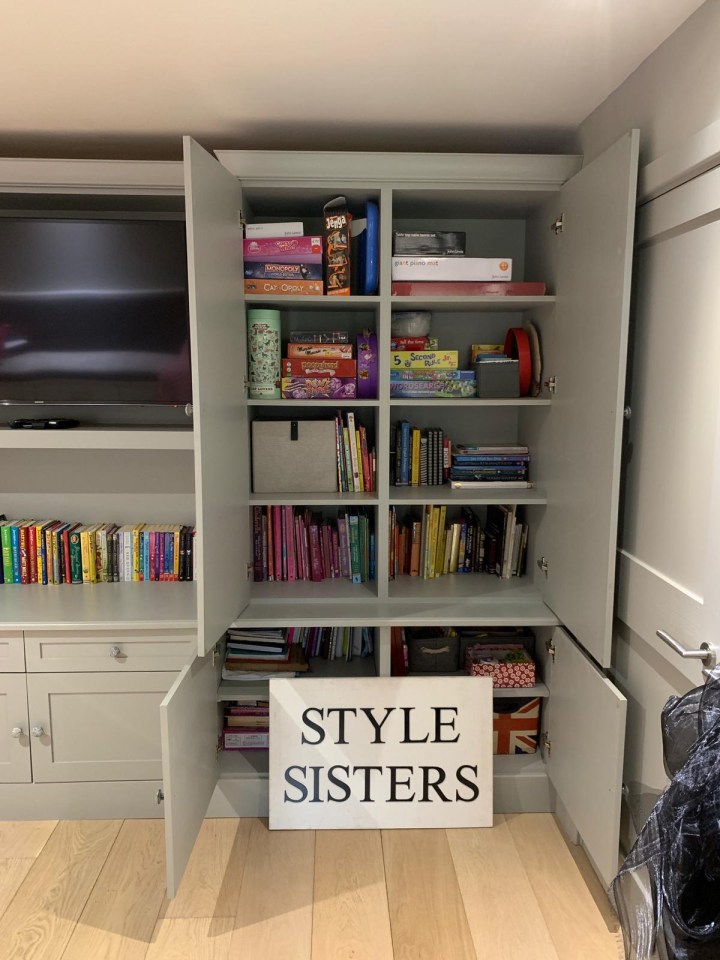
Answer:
[464,644,536,687]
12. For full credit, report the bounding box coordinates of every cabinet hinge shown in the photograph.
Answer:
[217,734,223,758]
[545,638,556,661]
[551,214,564,235]
[238,210,246,228]
[544,376,557,394]
[156,788,164,804]
[537,556,549,578]
[246,562,253,580]
[542,732,552,756]
[212,647,219,666]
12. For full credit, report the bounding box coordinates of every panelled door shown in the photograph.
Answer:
[184,136,250,658]
[617,164,720,683]
[0,674,31,783]
[544,627,627,890]
[537,130,639,668]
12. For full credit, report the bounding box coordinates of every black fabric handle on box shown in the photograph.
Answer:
[291,420,298,441]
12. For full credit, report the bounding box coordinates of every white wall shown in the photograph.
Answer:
[574,0,720,825]
[576,0,720,167]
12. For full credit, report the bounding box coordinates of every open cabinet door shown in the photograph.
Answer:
[184,136,249,657]
[544,627,627,890]
[538,130,639,667]
[160,652,219,898]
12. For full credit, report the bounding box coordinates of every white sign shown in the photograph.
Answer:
[269,676,493,829]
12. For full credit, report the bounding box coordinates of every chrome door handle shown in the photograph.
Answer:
[656,630,717,671]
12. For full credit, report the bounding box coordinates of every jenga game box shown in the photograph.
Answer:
[323,196,351,296]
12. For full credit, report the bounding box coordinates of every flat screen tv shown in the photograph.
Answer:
[0,217,192,406]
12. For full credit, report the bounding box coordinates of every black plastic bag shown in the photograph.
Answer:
[613,668,720,959]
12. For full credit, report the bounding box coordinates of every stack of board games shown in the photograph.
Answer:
[223,697,270,752]
[390,228,548,297]
[390,325,475,399]
[243,230,324,296]
[282,330,357,399]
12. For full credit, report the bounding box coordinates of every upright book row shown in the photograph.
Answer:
[252,506,375,584]
[0,518,195,585]
[389,504,528,580]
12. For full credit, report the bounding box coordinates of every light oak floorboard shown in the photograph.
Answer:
[162,818,251,920]
[448,816,560,960]
[0,819,122,960]
[507,814,623,960]
[0,859,34,919]
[312,830,394,960]
[231,819,314,960]
[146,917,234,960]
[383,829,476,960]
[0,821,57,859]
[62,819,167,960]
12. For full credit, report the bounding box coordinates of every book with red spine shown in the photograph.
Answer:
[331,527,341,580]
[390,336,430,350]
[27,523,38,584]
[285,506,297,582]
[252,506,264,582]
[266,506,274,581]
[308,520,324,581]
[272,505,283,582]
[19,522,30,584]
[320,523,333,579]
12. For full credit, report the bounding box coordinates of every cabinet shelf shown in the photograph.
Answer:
[247,399,379,408]
[235,591,558,628]
[389,398,551,407]
[0,582,197,630]
[390,296,555,312]
[248,491,379,506]
[0,426,194,451]
[389,486,547,506]
[244,294,380,311]
[250,579,378,604]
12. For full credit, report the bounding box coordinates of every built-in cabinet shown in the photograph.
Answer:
[0,134,638,895]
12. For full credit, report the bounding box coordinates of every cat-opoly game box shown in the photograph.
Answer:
[323,196,351,295]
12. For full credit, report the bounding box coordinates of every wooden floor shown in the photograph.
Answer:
[0,815,624,960]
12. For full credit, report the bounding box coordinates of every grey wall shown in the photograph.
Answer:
[576,0,720,167]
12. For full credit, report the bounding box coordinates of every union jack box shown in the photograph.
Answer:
[493,697,541,754]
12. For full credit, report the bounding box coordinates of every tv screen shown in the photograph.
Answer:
[0,217,192,406]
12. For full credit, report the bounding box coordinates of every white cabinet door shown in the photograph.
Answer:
[26,672,176,782]
[0,674,31,783]
[160,651,219,898]
[544,627,627,890]
[617,166,720,683]
[0,632,25,672]
[184,137,249,657]
[538,130,639,667]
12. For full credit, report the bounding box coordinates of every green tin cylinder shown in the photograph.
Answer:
[247,307,281,400]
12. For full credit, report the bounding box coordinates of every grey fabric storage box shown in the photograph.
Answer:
[406,630,460,673]
[252,419,338,493]
[474,359,520,398]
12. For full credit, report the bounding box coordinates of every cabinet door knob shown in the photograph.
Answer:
[110,645,122,659]
[31,725,45,738]
[11,726,23,738]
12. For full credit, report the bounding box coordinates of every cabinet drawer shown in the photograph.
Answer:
[24,629,195,673]
[0,631,25,672]
[26,671,178,782]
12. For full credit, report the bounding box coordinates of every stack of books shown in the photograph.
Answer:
[391,420,450,486]
[222,628,309,682]
[222,699,270,751]
[282,331,358,399]
[0,517,195,585]
[252,506,374,584]
[243,226,323,296]
[449,444,531,489]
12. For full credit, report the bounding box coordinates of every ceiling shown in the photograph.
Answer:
[0,0,707,161]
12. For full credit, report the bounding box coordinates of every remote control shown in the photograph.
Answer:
[7,418,80,429]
